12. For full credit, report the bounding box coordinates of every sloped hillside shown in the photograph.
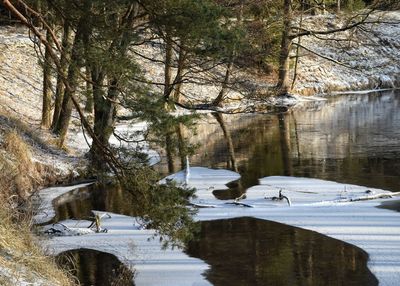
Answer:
[294,11,400,95]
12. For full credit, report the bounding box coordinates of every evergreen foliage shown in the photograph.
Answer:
[3,0,399,247]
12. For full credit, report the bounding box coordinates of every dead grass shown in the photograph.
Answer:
[0,130,43,200]
[0,207,77,286]
[0,130,77,286]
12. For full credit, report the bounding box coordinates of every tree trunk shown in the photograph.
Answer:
[53,22,84,146]
[212,59,233,107]
[213,3,242,106]
[172,45,186,103]
[31,0,42,27]
[41,26,53,128]
[52,22,72,129]
[164,32,173,103]
[93,79,116,149]
[165,132,175,173]
[84,64,94,113]
[87,65,104,162]
[89,5,138,165]
[176,123,186,169]
[276,0,293,96]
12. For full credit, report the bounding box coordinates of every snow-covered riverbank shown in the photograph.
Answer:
[39,169,400,286]
[294,11,400,95]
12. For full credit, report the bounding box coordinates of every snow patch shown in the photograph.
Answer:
[39,171,400,286]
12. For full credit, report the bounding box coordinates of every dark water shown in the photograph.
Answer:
[186,217,378,286]
[54,183,137,221]
[56,249,134,286]
[183,90,400,198]
[378,199,400,212]
[53,91,400,285]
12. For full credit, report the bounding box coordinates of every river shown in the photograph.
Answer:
[54,90,399,285]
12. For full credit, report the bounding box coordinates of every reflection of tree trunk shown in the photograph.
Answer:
[278,113,292,175]
[213,113,238,172]
[277,0,293,95]
[52,22,72,129]
[290,110,301,160]
[41,26,53,128]
[292,229,305,282]
[307,233,314,285]
[165,132,175,173]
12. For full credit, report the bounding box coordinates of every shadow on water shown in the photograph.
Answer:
[186,217,378,286]
[378,199,400,212]
[54,183,138,221]
[56,248,135,286]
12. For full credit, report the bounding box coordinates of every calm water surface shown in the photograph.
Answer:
[184,90,400,198]
[54,90,400,285]
[56,249,134,286]
[186,217,377,286]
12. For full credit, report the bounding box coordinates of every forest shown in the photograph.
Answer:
[1,0,400,285]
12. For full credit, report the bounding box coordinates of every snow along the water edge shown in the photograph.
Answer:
[39,169,400,286]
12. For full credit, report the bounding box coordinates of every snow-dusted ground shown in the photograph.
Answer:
[69,120,161,166]
[39,169,400,286]
[295,11,400,95]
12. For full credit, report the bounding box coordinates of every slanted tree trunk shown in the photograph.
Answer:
[172,45,186,104]
[276,0,293,96]
[212,59,233,107]
[41,26,53,128]
[52,22,72,129]
[84,65,93,113]
[213,2,243,106]
[53,21,85,147]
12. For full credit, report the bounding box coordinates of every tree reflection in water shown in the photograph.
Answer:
[186,217,378,286]
[56,248,134,286]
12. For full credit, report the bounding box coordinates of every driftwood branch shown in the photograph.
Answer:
[336,192,400,203]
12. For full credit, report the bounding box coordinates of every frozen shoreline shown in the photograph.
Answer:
[38,170,400,286]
